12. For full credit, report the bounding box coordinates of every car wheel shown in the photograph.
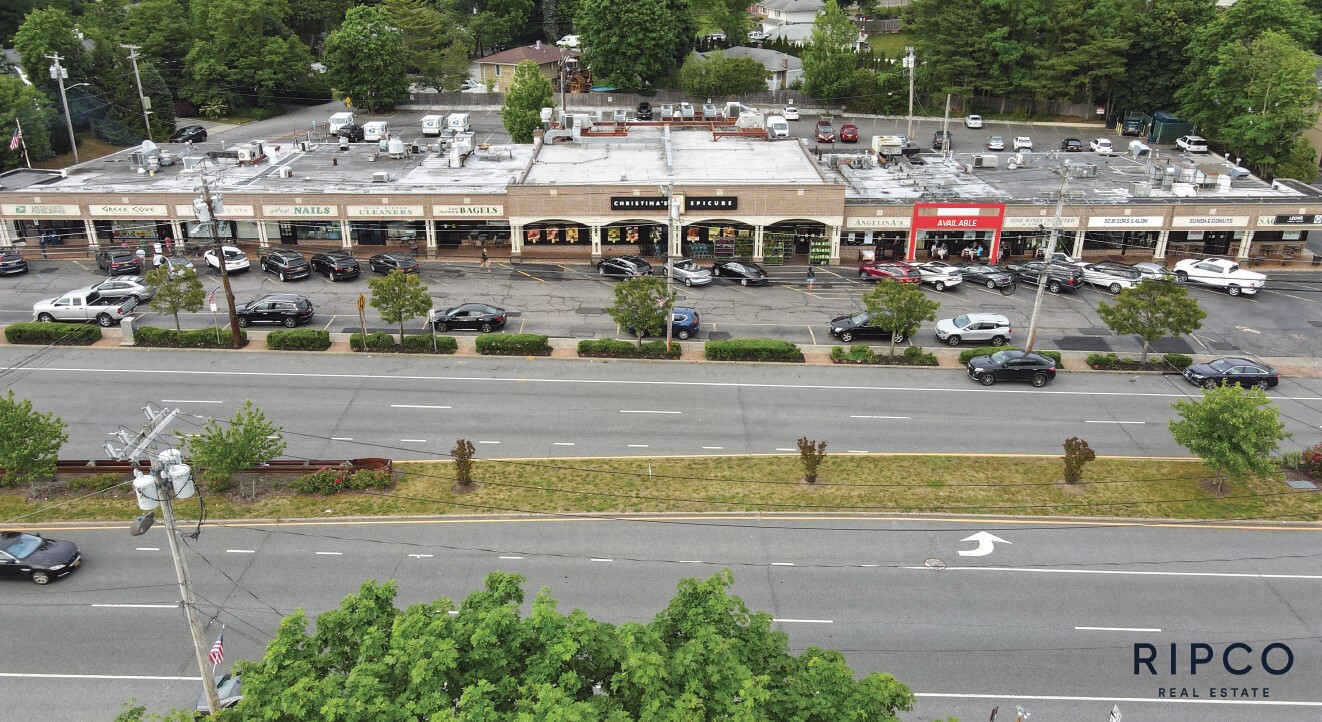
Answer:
[859,269,867,278]
[946,335,961,346]
[434,321,447,332]
[97,314,114,328]
[934,281,946,291]
[1031,373,1048,387]
[684,278,693,287]
[237,316,250,328]
[840,331,853,342]
[1108,282,1122,294]
[986,279,997,289]
[740,278,749,286]
[991,336,1006,347]
[712,267,721,276]
[283,317,297,328]
[1202,378,1218,390]
[31,570,50,585]
[1254,379,1269,390]
[278,271,286,282]
[37,312,54,323]
[1175,270,1189,282]
[895,333,906,344]
[1048,280,1062,293]
[598,266,606,275]
[480,322,493,333]
[1227,285,1241,297]
[979,373,996,386]
[677,329,691,340]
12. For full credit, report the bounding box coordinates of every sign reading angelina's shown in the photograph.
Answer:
[433,204,504,216]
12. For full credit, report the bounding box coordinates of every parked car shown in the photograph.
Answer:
[597,255,653,278]
[33,289,137,326]
[815,121,835,142]
[90,276,154,302]
[153,255,195,277]
[431,303,506,332]
[235,293,314,327]
[659,258,712,286]
[310,251,361,281]
[783,106,800,121]
[1133,261,1176,281]
[460,78,483,91]
[748,29,768,41]
[913,262,963,291]
[168,125,208,144]
[195,671,243,713]
[629,306,701,340]
[839,124,859,142]
[964,114,983,129]
[0,531,81,584]
[1090,138,1115,155]
[1013,136,1033,152]
[336,123,365,142]
[636,102,653,121]
[1175,135,1208,153]
[936,313,1012,347]
[949,262,1014,289]
[368,252,420,275]
[1007,260,1084,293]
[1077,261,1144,293]
[828,310,907,343]
[1060,138,1084,152]
[986,135,1005,151]
[1172,257,1265,296]
[933,130,952,150]
[0,250,28,275]
[259,249,311,281]
[967,349,1057,387]
[203,246,250,273]
[858,260,921,283]
[1182,357,1279,390]
[97,248,142,275]
[711,260,768,286]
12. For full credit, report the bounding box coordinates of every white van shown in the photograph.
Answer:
[446,113,471,132]
[328,112,354,133]
[766,115,789,139]
[363,121,389,141]
[420,114,444,136]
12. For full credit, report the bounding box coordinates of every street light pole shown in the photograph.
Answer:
[1023,168,1071,353]
[904,47,915,142]
[46,54,78,165]
[665,183,678,348]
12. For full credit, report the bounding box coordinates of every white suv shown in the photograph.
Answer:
[1176,135,1208,153]
[964,114,983,129]
[935,313,1012,347]
[1013,136,1033,152]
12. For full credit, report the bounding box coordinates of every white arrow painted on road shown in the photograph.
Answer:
[957,531,1011,557]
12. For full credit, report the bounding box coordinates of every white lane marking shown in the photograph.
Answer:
[391,404,451,409]
[620,410,681,414]
[498,555,524,560]
[1076,626,1161,632]
[847,450,869,453]
[775,447,796,451]
[590,558,613,562]
[771,562,795,566]
[0,673,201,681]
[860,564,879,568]
[330,437,354,441]
[135,547,159,551]
[677,560,703,563]
[91,603,176,609]
[400,438,428,443]
[628,444,649,448]
[553,442,575,446]
[772,618,833,624]
[905,565,1322,580]
[478,440,500,444]
[408,554,433,558]
[1085,420,1146,425]
[850,415,910,419]
[702,446,724,450]
[226,549,255,554]
[314,551,342,556]
[914,692,1322,707]
[159,399,222,404]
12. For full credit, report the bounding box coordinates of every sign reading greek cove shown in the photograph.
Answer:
[347,205,424,218]
[847,217,911,229]
[263,204,338,218]
[433,204,504,217]
[1002,216,1080,229]
[173,204,255,217]
[1087,215,1164,228]
[1,203,76,216]
[1172,215,1248,228]
[91,203,166,216]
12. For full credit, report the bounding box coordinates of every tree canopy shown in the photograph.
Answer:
[604,276,675,348]
[801,0,857,105]
[0,390,67,489]
[577,0,689,89]
[678,52,769,97]
[861,279,940,359]
[501,60,553,143]
[181,400,286,490]
[368,269,434,344]
[323,5,410,111]
[183,0,317,109]
[1096,280,1206,364]
[1169,383,1288,490]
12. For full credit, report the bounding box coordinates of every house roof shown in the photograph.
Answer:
[697,47,803,73]
[759,0,824,13]
[479,43,580,67]
[765,24,815,42]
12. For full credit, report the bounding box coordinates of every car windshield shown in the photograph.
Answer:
[990,351,1012,364]
[0,533,43,560]
[1208,359,1235,372]
[1226,263,1240,273]
[952,314,970,327]
[849,312,871,325]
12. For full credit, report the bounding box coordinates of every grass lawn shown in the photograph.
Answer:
[5,455,1319,524]
[867,32,911,56]
[33,135,129,169]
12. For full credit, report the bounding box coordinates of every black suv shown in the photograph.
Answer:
[336,123,365,142]
[235,293,315,328]
[597,255,653,278]
[636,102,653,121]
[932,130,952,150]
[1007,260,1084,293]
[169,125,208,144]
[97,249,142,276]
[310,252,360,281]
[967,350,1057,387]
[828,310,907,344]
[260,249,311,281]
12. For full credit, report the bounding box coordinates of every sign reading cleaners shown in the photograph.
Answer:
[908,202,1006,261]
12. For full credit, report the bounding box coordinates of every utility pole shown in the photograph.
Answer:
[46,54,78,165]
[665,182,678,348]
[941,92,952,158]
[197,178,243,348]
[121,44,153,140]
[107,406,222,714]
[904,47,915,142]
[1023,168,1072,353]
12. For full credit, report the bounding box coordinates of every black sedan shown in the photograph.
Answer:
[0,250,28,275]
[1059,138,1084,152]
[259,249,311,281]
[967,350,1057,387]
[949,263,1013,289]
[431,303,506,332]
[0,531,81,584]
[828,311,907,343]
[1182,357,1279,390]
[235,293,315,327]
[597,255,653,278]
[369,252,420,275]
[711,260,768,286]
[169,125,208,143]
[310,252,361,281]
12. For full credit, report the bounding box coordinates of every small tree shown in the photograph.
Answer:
[797,436,827,484]
[1097,280,1206,364]
[182,400,287,491]
[861,279,940,359]
[1062,437,1096,483]
[1169,383,1288,491]
[604,276,674,349]
[452,438,476,488]
[145,265,205,331]
[0,391,68,489]
[501,60,553,143]
[368,269,433,345]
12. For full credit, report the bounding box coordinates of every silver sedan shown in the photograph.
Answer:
[660,258,713,287]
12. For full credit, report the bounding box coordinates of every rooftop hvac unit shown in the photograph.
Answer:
[235,144,261,163]
[1077,163,1098,177]
[972,154,998,169]
[297,141,309,152]
[1129,181,1151,197]
[277,165,293,178]
[372,171,390,182]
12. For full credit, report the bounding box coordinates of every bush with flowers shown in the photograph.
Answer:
[291,467,395,494]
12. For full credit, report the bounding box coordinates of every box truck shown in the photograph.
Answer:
[363,121,389,141]
[447,113,471,132]
[328,112,355,133]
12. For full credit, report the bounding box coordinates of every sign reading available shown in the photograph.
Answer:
[910,203,1005,230]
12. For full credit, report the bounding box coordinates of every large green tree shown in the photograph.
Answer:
[13,7,92,100]
[120,0,194,88]
[184,0,317,109]
[1096,279,1206,364]
[470,0,534,56]
[323,5,410,111]
[0,77,56,170]
[906,0,985,98]
[604,275,675,348]
[577,0,678,89]
[704,0,751,42]
[502,60,553,143]
[0,390,67,489]
[1114,0,1216,116]
[678,52,769,97]
[860,279,940,359]
[801,0,857,105]
[85,37,175,145]
[368,269,434,345]
[1030,0,1133,107]
[287,0,355,51]
[1169,384,1288,491]
[181,400,287,490]
[383,0,469,91]
[145,265,205,332]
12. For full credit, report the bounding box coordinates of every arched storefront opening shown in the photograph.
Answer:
[435,220,511,252]
[522,220,590,259]
[1084,230,1160,259]
[841,230,909,262]
[680,220,755,260]
[604,220,669,257]
[766,220,827,265]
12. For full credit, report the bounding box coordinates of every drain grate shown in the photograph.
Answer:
[1286,479,1318,490]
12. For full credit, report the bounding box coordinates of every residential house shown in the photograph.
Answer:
[476,41,581,93]
[697,47,803,91]
[753,0,825,33]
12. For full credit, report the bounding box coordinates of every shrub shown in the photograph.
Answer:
[266,329,331,351]
[1087,352,1119,367]
[1163,353,1193,369]
[957,346,1063,368]
[476,333,551,355]
[134,326,246,348]
[1062,437,1096,483]
[1278,449,1303,471]
[350,332,397,351]
[831,344,877,363]
[1303,444,1322,479]
[904,345,936,363]
[65,473,124,492]
[401,334,458,353]
[5,322,101,345]
[291,467,395,494]
[578,339,680,358]
[797,436,827,484]
[453,439,476,487]
[705,338,804,362]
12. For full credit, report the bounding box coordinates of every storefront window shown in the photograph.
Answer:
[525,224,587,244]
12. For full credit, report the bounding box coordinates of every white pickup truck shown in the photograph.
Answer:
[33,288,138,326]
[1172,257,1265,296]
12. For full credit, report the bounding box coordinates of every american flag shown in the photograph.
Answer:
[7,127,20,152]
[208,628,224,666]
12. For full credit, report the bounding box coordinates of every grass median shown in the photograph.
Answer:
[4,455,1320,524]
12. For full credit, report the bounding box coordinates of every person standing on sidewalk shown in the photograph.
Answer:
[480,245,490,272]
[806,265,815,291]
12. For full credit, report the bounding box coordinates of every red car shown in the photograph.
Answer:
[840,124,859,143]
[815,121,835,142]
[858,261,921,282]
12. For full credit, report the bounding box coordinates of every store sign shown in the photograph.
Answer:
[1,203,76,216]
[611,197,668,211]
[1172,215,1248,228]
[1002,216,1080,229]
[1087,215,1164,228]
[685,196,738,211]
[348,205,424,217]
[911,203,1005,231]
[90,203,166,216]
[1267,214,1322,225]
[263,204,338,217]
[173,204,254,217]
[433,204,504,216]
[849,217,910,229]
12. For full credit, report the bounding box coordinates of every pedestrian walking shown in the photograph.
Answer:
[480,245,490,272]
[806,265,815,290]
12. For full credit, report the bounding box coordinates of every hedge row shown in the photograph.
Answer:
[476,333,551,355]
[290,467,395,494]
[4,322,101,345]
[266,329,331,351]
[958,346,1064,368]
[1086,352,1192,371]
[350,332,457,354]
[135,326,247,348]
[578,339,682,359]
[830,344,938,366]
[704,338,804,362]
